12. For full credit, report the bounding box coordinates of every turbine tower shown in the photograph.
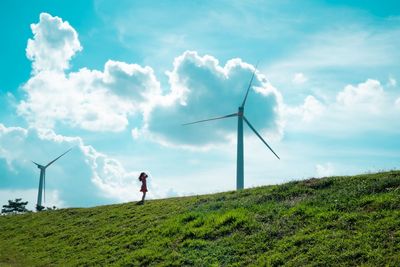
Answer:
[32,148,72,211]
[183,67,280,190]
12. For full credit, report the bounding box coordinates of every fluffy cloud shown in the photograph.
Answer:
[146,51,283,147]
[315,163,334,178]
[302,96,325,121]
[0,123,161,207]
[388,77,397,87]
[18,61,160,131]
[19,13,161,132]
[292,72,308,84]
[282,76,400,142]
[286,78,400,140]
[284,95,325,122]
[26,13,82,73]
[336,79,385,113]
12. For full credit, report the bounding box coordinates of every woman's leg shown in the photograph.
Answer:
[142,192,146,202]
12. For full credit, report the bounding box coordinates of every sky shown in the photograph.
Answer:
[1,0,400,210]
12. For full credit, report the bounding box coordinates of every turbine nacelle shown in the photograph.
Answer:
[237,106,244,117]
[32,161,45,170]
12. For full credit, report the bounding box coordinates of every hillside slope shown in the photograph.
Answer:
[1,171,400,266]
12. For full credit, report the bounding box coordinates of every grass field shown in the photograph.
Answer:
[1,171,400,266]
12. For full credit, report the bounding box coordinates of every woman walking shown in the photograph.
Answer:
[138,172,148,204]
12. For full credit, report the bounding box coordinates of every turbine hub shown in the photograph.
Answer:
[238,107,244,117]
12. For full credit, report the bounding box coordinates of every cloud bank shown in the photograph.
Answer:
[285,78,400,137]
[18,13,283,148]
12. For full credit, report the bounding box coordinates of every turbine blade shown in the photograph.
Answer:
[241,62,259,108]
[182,113,238,126]
[45,148,72,168]
[243,116,280,160]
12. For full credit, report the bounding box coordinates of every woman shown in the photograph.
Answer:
[138,172,148,204]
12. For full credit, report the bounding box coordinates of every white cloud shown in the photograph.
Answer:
[19,13,162,132]
[131,128,140,139]
[81,144,139,202]
[302,95,325,121]
[283,78,400,140]
[388,77,397,87]
[18,61,160,132]
[26,13,82,73]
[146,51,283,147]
[315,163,334,178]
[284,95,325,122]
[292,72,308,84]
[0,123,167,207]
[336,79,385,113]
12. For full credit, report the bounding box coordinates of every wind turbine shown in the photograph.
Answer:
[32,148,72,211]
[183,67,280,190]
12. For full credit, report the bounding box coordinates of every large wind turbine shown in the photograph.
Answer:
[183,67,280,190]
[32,148,72,211]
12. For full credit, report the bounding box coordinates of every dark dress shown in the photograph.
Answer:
[140,176,148,192]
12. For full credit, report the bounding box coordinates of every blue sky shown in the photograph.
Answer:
[1,0,400,209]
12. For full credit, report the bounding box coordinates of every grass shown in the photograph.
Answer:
[0,171,400,266]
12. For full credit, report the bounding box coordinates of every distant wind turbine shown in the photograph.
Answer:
[183,66,280,190]
[32,148,72,211]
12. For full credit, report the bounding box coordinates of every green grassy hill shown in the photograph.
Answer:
[1,171,400,266]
